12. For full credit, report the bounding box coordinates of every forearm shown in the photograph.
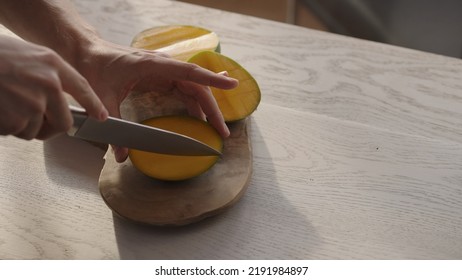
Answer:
[0,0,98,67]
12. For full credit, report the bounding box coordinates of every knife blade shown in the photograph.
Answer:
[67,105,221,156]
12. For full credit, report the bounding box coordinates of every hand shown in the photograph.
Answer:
[76,39,238,162]
[0,35,108,140]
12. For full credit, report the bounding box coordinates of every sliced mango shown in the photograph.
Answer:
[188,51,261,122]
[128,115,223,181]
[131,25,220,61]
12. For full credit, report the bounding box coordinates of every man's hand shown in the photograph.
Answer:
[0,35,108,140]
[77,40,238,162]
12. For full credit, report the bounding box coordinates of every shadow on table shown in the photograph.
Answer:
[43,134,106,194]
[112,118,322,259]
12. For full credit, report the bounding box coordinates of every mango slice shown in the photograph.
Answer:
[131,25,220,61]
[188,51,261,122]
[128,115,223,181]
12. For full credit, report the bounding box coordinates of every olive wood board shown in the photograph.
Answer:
[98,91,253,226]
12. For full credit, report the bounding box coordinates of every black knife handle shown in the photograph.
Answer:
[68,105,88,134]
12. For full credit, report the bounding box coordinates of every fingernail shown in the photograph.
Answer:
[229,77,239,86]
[218,70,238,85]
[218,71,229,77]
[223,125,230,138]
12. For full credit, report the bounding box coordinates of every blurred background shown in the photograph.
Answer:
[178,0,462,59]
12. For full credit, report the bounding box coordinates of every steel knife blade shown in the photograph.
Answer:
[67,105,221,156]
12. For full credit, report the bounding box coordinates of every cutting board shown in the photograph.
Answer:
[98,90,253,226]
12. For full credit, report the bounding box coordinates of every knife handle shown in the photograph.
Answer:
[68,105,88,136]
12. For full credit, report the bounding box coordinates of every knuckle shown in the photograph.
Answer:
[148,50,171,59]
[17,66,63,97]
[126,51,148,64]
[34,74,64,102]
[40,72,62,92]
[1,119,28,136]
[134,53,154,66]
[158,52,171,59]
[182,63,201,80]
[133,51,170,68]
[34,47,61,66]
[75,76,92,92]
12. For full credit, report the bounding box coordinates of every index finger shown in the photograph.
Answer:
[176,81,230,138]
[132,55,239,89]
[174,62,239,89]
[57,59,108,121]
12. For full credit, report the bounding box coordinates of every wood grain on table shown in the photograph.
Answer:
[1,0,461,259]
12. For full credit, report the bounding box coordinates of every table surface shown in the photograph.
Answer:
[1,0,462,260]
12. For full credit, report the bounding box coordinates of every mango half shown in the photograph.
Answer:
[128,115,223,181]
[131,25,220,61]
[188,51,261,122]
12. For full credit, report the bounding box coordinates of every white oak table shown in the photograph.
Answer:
[1,0,461,259]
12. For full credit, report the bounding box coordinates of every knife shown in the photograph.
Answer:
[67,105,221,156]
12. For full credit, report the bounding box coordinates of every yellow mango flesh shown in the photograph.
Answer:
[188,51,261,122]
[128,116,223,181]
[131,25,220,61]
